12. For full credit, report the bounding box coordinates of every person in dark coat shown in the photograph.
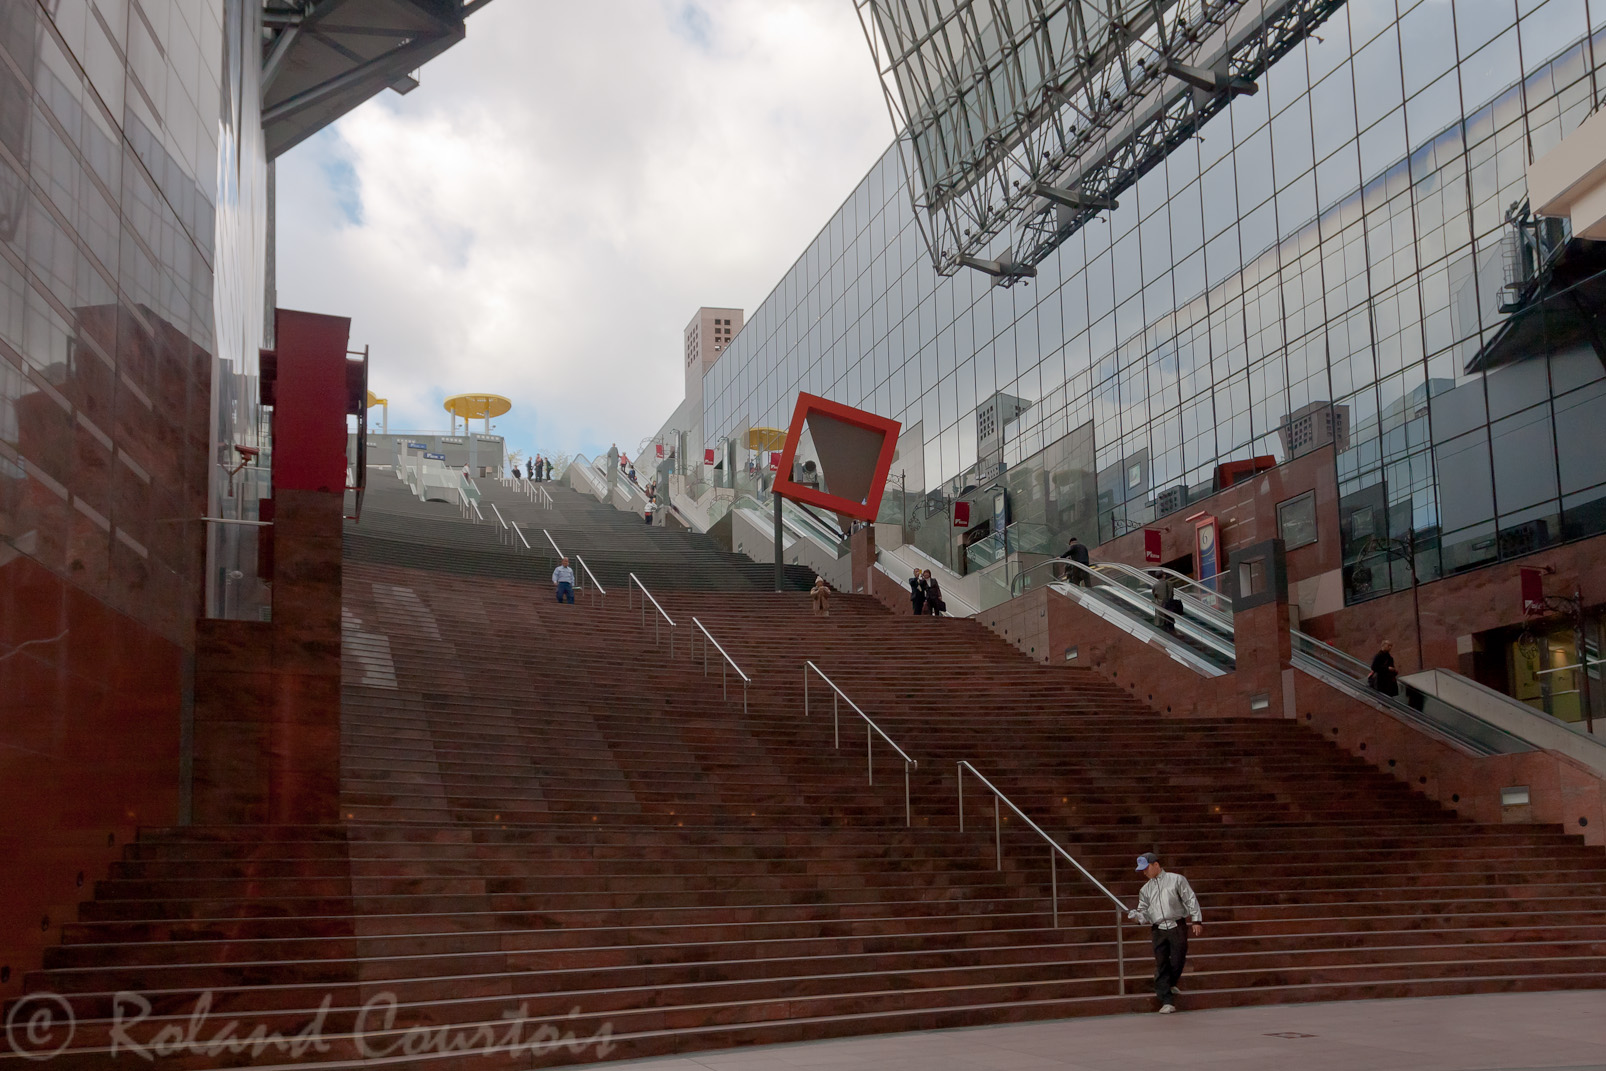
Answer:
[922,570,946,616]
[1064,535,1091,586]
[908,569,925,616]
[1369,639,1399,697]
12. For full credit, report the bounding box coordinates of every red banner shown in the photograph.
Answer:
[1520,567,1545,614]
[655,444,664,458]
[952,502,971,528]
[769,451,781,471]
[703,448,715,466]
[1143,528,1162,563]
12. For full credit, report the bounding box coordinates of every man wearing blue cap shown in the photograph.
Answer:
[1128,851,1203,1013]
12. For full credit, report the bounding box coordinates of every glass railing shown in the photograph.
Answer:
[730,495,850,557]
[1290,631,1533,756]
[1004,521,1058,556]
[965,532,1005,572]
[1007,557,1237,672]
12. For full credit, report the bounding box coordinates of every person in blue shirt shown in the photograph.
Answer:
[552,557,575,604]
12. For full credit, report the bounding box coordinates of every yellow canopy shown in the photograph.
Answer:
[443,393,512,420]
[366,391,387,408]
[746,427,787,452]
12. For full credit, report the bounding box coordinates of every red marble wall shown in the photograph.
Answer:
[192,489,344,825]
[0,553,184,995]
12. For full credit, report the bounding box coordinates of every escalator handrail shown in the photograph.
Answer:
[1290,631,1535,756]
[1051,561,1237,664]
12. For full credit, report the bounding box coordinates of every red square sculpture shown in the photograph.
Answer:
[771,393,901,523]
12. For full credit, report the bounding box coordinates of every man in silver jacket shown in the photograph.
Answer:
[1128,851,1203,1013]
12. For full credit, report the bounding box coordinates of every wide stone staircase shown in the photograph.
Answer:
[6,472,1606,1068]
[349,474,816,592]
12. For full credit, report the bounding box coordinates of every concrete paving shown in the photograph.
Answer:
[600,993,1606,1071]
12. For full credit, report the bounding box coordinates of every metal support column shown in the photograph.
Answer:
[773,491,784,592]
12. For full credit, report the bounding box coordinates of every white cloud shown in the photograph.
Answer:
[274,0,891,459]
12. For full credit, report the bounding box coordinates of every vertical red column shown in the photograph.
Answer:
[193,309,352,824]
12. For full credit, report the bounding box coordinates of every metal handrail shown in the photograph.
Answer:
[510,521,531,551]
[470,498,483,523]
[1015,558,1229,652]
[574,555,605,603]
[956,761,1131,994]
[628,573,676,655]
[803,660,916,826]
[535,483,554,509]
[490,501,509,543]
[541,529,564,558]
[691,617,750,714]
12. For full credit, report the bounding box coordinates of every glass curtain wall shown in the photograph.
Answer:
[1,0,243,644]
[703,0,1606,605]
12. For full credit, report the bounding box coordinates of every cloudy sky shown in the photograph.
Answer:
[275,0,892,463]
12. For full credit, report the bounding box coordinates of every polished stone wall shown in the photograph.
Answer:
[0,0,260,995]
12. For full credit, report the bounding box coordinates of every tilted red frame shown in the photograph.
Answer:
[770,393,902,523]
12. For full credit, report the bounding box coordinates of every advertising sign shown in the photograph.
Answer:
[1194,514,1220,591]
[704,448,716,466]
[1144,528,1162,563]
[952,501,971,528]
[1520,567,1546,614]
[424,452,445,461]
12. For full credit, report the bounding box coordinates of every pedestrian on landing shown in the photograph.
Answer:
[1368,638,1399,697]
[811,577,831,617]
[1127,851,1203,1014]
[532,454,543,482]
[908,568,926,617]
[511,464,521,481]
[544,458,553,481]
[1152,574,1177,634]
[1064,535,1091,586]
[552,557,575,604]
[922,570,946,616]
[643,497,656,526]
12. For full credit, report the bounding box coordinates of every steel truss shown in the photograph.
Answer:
[857,0,1347,285]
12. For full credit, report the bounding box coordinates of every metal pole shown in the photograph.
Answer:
[957,765,965,832]
[1051,851,1058,927]
[722,661,727,701]
[1576,587,1595,735]
[1116,908,1126,995]
[904,763,911,827]
[994,796,1001,870]
[804,667,809,718]
[867,722,873,785]
[833,694,839,748]
[742,679,748,716]
[773,490,784,592]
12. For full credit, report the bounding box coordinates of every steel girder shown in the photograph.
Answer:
[857,0,1347,284]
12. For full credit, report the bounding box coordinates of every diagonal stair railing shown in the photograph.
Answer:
[804,661,917,826]
[628,573,677,656]
[690,616,750,714]
[956,760,1133,993]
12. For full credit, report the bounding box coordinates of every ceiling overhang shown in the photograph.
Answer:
[261,0,493,159]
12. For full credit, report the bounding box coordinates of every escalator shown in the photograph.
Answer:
[1015,556,1559,759]
[1015,557,1237,675]
[1289,630,1535,757]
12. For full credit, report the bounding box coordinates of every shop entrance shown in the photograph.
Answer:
[1494,613,1604,730]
